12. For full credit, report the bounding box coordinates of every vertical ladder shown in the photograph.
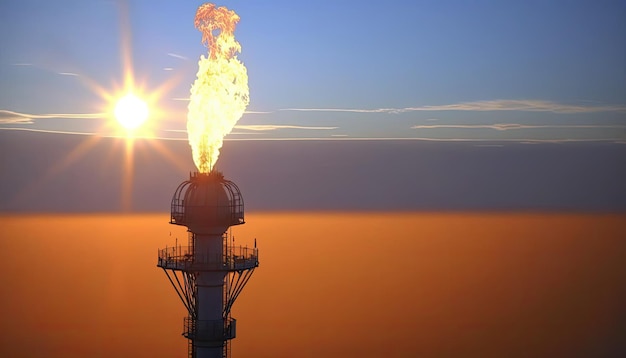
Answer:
[188,232,195,257]
[223,339,231,358]
[187,231,195,358]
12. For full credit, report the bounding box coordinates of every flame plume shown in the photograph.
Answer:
[187,3,249,173]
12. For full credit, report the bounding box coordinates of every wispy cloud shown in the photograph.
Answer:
[282,99,626,114]
[167,53,188,60]
[411,124,626,131]
[58,72,79,77]
[282,107,392,114]
[243,111,272,114]
[411,100,626,113]
[235,124,338,131]
[0,109,104,124]
[163,67,174,71]
[228,131,264,135]
[0,127,97,136]
[224,136,625,143]
[0,127,191,141]
[0,110,34,124]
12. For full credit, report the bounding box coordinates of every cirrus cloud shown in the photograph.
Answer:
[235,124,338,131]
[0,109,104,124]
[411,124,626,131]
[281,99,626,114]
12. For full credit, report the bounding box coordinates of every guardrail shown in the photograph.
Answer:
[183,317,236,341]
[157,245,258,272]
[170,202,244,227]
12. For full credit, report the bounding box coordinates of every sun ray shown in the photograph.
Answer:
[8,134,102,208]
[11,0,189,213]
[115,0,136,93]
[144,139,192,176]
[121,137,135,211]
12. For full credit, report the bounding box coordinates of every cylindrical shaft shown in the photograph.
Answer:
[194,233,227,358]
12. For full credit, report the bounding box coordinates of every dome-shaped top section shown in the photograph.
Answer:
[171,171,244,231]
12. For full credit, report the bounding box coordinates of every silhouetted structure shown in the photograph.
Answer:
[158,171,258,358]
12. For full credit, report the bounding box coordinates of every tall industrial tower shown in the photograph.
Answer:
[157,171,258,358]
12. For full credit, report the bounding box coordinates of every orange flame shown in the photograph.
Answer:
[188,3,249,173]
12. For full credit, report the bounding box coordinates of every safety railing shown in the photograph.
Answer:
[170,202,244,227]
[170,172,245,227]
[157,245,259,272]
[183,317,236,341]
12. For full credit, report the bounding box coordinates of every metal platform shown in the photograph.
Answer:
[157,245,259,272]
[183,317,236,341]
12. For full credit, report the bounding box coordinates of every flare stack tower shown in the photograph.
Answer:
[157,171,258,358]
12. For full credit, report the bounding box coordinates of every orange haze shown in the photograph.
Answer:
[1,213,625,357]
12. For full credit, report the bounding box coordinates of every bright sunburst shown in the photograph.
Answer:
[27,1,188,214]
[114,93,149,130]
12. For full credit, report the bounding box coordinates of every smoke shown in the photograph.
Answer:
[187,3,249,173]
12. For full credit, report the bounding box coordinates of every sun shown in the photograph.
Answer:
[114,93,149,130]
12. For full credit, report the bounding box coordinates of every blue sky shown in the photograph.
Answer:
[1,0,625,142]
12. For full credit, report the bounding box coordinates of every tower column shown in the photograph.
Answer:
[195,233,227,357]
[157,171,258,358]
